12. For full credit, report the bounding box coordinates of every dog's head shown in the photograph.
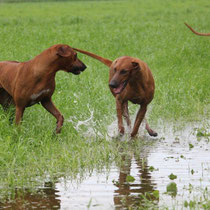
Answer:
[109,56,141,94]
[55,44,86,75]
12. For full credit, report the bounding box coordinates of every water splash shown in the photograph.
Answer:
[67,104,103,138]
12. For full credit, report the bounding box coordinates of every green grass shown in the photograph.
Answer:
[0,0,209,207]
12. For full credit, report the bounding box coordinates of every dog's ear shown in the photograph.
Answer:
[131,61,141,70]
[57,46,72,57]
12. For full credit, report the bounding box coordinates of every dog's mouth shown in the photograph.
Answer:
[70,64,86,75]
[71,70,81,75]
[112,80,128,94]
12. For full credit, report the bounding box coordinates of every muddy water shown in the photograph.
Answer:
[1,121,209,209]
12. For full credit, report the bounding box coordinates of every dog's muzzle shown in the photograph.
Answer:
[71,63,87,75]
[109,80,128,94]
[109,80,119,89]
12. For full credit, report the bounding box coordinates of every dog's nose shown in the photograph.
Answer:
[109,80,118,88]
[81,63,87,71]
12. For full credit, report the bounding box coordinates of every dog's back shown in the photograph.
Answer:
[0,61,21,96]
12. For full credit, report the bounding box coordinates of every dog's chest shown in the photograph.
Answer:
[130,97,143,104]
[29,89,51,106]
[121,86,144,104]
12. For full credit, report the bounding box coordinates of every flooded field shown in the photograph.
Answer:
[1,120,209,209]
[0,0,209,209]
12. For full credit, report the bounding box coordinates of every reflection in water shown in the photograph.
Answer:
[0,122,209,209]
[0,141,157,210]
[0,182,60,209]
[114,148,158,209]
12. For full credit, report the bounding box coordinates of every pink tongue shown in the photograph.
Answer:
[113,83,124,94]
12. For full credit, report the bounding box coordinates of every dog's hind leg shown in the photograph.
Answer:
[15,106,25,125]
[0,88,13,110]
[145,119,158,137]
[0,88,15,124]
[131,105,147,138]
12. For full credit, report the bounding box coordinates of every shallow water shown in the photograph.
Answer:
[1,121,209,209]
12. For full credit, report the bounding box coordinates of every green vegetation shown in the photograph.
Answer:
[168,173,177,180]
[0,0,209,208]
[166,182,178,197]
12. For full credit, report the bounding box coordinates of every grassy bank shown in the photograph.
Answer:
[0,0,209,207]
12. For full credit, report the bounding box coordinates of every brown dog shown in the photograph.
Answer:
[0,44,86,133]
[73,48,157,138]
[185,23,210,36]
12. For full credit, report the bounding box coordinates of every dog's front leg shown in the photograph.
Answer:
[122,101,131,130]
[116,99,124,135]
[131,105,147,138]
[41,98,64,134]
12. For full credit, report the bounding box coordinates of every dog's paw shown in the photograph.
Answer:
[119,127,125,135]
[149,131,158,137]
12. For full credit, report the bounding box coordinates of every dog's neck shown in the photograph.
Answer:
[29,51,61,77]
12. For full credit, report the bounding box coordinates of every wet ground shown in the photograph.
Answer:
[0,120,209,209]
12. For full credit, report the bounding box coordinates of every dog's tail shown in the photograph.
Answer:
[185,23,210,36]
[73,48,113,67]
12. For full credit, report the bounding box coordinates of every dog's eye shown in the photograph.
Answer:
[120,70,127,74]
